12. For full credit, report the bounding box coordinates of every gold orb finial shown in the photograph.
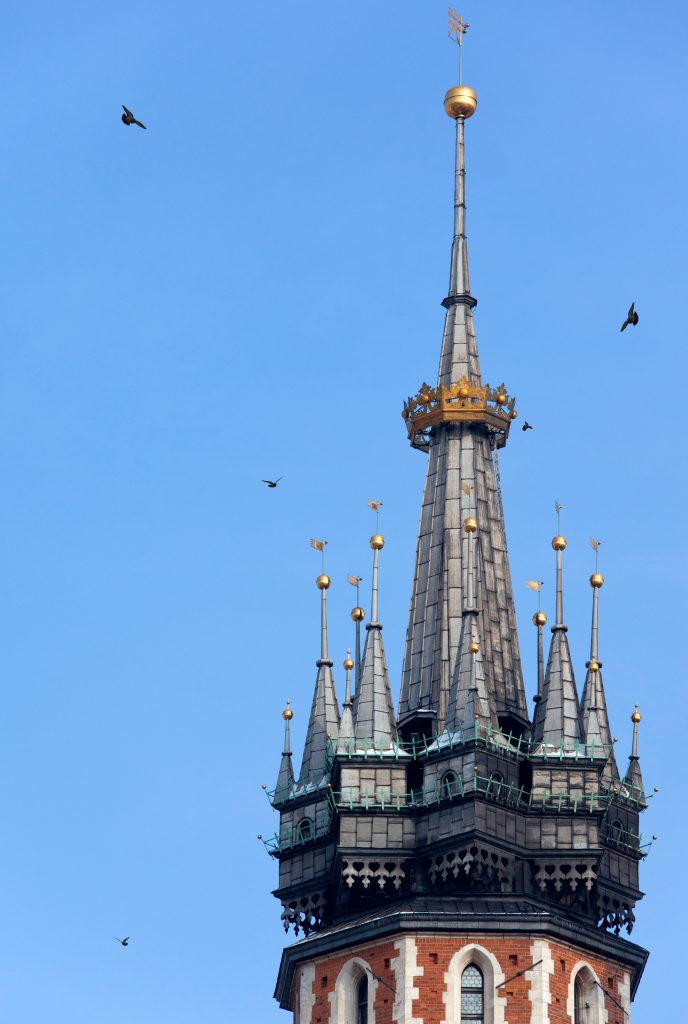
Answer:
[631,705,642,724]
[463,516,478,534]
[468,637,479,654]
[343,650,354,671]
[444,85,477,119]
[552,535,567,551]
[590,572,604,588]
[588,659,600,674]
[370,534,384,550]
[533,611,547,627]
[316,573,330,590]
[282,700,293,721]
[351,606,365,622]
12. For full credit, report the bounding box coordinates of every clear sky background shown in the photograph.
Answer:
[0,1,684,1021]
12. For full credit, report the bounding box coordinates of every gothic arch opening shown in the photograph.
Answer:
[331,957,377,1024]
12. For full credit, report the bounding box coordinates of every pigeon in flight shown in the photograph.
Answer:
[121,105,147,129]
[620,302,638,332]
[261,477,283,489]
[522,421,533,432]
[114,937,130,947]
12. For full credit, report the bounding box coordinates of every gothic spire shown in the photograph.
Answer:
[298,573,340,782]
[444,516,497,732]
[274,701,295,802]
[532,610,547,707]
[532,534,582,748]
[399,83,527,735]
[623,705,646,805]
[581,571,619,783]
[353,533,397,748]
[338,650,355,746]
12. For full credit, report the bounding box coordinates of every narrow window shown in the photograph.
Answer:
[574,973,586,1024]
[442,770,459,799]
[461,964,484,1023]
[296,817,314,844]
[356,973,368,1024]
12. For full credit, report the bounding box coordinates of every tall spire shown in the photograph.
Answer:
[445,515,497,731]
[581,571,619,783]
[338,650,355,746]
[299,572,340,782]
[399,81,527,734]
[274,701,295,802]
[623,706,646,805]
[533,610,547,706]
[348,575,365,693]
[353,532,397,747]
[532,534,582,748]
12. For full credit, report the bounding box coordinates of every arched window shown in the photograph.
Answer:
[574,972,586,1024]
[296,817,314,844]
[442,770,459,799]
[356,973,369,1024]
[461,964,484,1023]
[489,771,504,795]
[610,819,624,844]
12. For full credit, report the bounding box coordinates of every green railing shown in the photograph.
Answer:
[328,773,612,815]
[328,724,613,765]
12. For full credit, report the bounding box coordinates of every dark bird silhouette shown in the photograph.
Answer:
[114,937,130,947]
[121,105,147,130]
[261,477,283,489]
[620,302,638,332]
[522,421,534,432]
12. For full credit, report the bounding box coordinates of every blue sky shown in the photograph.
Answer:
[0,1,685,1020]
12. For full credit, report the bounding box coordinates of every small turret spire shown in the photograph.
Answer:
[299,553,340,782]
[533,610,547,705]
[274,701,295,802]
[532,529,583,748]
[353,522,397,747]
[580,561,619,784]
[338,650,355,746]
[445,515,497,732]
[347,574,365,692]
[623,706,646,805]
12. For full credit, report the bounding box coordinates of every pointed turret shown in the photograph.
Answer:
[298,573,340,782]
[274,701,295,802]
[445,515,497,732]
[399,83,526,735]
[353,534,397,748]
[581,572,619,783]
[532,535,582,748]
[338,650,355,747]
[532,611,547,706]
[623,705,646,805]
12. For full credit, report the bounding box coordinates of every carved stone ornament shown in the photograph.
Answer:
[427,843,515,890]
[280,890,326,936]
[533,860,597,893]
[597,890,636,935]
[341,859,406,892]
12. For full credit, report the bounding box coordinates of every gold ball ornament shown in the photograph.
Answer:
[590,573,604,588]
[588,659,600,673]
[282,703,294,721]
[351,606,365,622]
[533,611,547,627]
[458,386,470,399]
[316,573,330,590]
[468,638,479,654]
[444,85,477,120]
[552,535,567,551]
[421,392,431,405]
[510,409,518,420]
[343,655,355,671]
[463,516,478,533]
[631,706,642,724]
[370,534,384,550]
[495,393,507,406]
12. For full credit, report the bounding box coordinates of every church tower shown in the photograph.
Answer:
[264,39,651,1024]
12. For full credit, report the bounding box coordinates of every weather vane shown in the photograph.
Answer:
[589,537,601,572]
[526,579,545,612]
[554,501,563,533]
[310,537,328,573]
[448,9,470,85]
[368,499,383,532]
[347,574,363,605]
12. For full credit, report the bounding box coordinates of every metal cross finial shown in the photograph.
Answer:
[448,9,470,84]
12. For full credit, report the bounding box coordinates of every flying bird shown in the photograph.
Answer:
[261,477,283,488]
[620,302,638,332]
[522,421,534,432]
[121,105,147,129]
[114,937,130,947]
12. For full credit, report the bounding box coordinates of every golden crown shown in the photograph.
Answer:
[402,376,517,451]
